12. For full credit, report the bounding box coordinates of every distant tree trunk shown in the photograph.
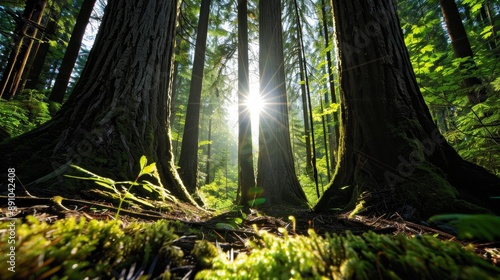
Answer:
[484,2,498,47]
[439,0,487,104]
[294,0,320,197]
[315,0,500,219]
[24,14,57,91]
[178,0,211,195]
[237,0,256,205]
[321,0,339,170]
[257,0,308,206]
[49,0,97,103]
[298,45,312,172]
[319,97,331,182]
[479,2,498,52]
[0,0,196,204]
[0,0,47,99]
[205,117,212,185]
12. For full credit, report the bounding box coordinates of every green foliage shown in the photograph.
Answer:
[0,216,183,279]
[443,95,500,176]
[199,171,237,209]
[430,214,500,241]
[196,227,500,279]
[399,0,500,176]
[0,90,59,139]
[66,155,176,220]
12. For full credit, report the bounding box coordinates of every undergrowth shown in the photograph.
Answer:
[0,90,60,140]
[196,228,500,280]
[1,215,499,279]
[0,217,183,280]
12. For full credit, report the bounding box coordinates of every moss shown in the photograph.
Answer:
[397,165,458,217]
[0,217,184,280]
[195,229,500,280]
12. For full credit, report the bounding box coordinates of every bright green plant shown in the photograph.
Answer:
[0,216,183,279]
[66,155,176,220]
[0,90,60,139]
[195,226,500,279]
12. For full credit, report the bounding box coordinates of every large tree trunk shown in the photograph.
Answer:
[0,0,195,204]
[314,0,500,219]
[177,0,212,195]
[439,0,487,104]
[237,0,256,205]
[49,0,97,103]
[257,0,308,206]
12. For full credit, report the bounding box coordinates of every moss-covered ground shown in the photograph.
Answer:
[1,197,499,280]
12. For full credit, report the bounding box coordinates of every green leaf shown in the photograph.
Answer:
[94,181,115,191]
[248,198,266,206]
[232,218,243,225]
[141,163,157,175]
[140,155,147,170]
[216,223,235,230]
[123,192,154,208]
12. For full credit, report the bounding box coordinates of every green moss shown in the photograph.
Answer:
[196,229,500,280]
[398,165,458,216]
[0,216,183,279]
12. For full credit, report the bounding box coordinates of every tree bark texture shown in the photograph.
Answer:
[49,0,97,103]
[237,0,256,205]
[0,0,195,204]
[177,0,212,195]
[314,0,500,219]
[257,0,308,206]
[439,0,487,104]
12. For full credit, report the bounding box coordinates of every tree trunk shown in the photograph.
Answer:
[298,39,313,173]
[24,14,56,90]
[49,0,97,103]
[237,0,256,205]
[294,0,320,197]
[320,97,331,182]
[0,0,47,99]
[314,0,500,219]
[439,0,487,104]
[257,0,308,206]
[205,117,212,185]
[0,0,195,204]
[177,0,212,195]
[321,0,339,171]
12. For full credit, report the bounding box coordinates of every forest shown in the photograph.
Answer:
[0,0,499,279]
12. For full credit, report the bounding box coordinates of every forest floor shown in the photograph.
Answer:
[1,195,499,279]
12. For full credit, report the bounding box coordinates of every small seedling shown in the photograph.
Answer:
[66,155,174,221]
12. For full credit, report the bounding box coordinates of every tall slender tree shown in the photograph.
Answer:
[315,0,500,218]
[293,0,320,198]
[49,0,97,103]
[24,7,58,91]
[439,0,487,104]
[177,0,212,196]
[0,0,195,204]
[320,0,339,170]
[257,0,308,206]
[0,0,47,99]
[237,0,256,205]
